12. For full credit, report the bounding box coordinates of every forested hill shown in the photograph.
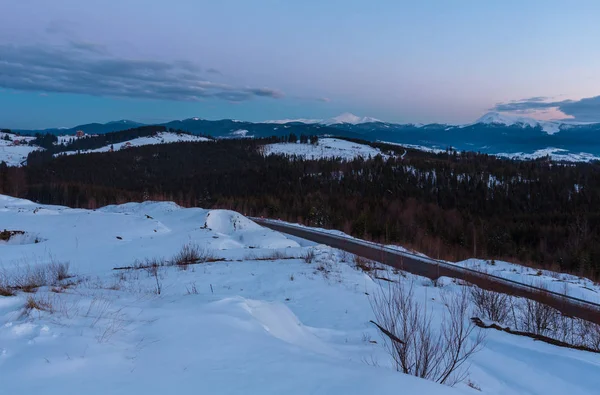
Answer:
[2,137,600,280]
[25,126,208,165]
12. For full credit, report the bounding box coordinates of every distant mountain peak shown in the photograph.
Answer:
[325,113,382,125]
[106,119,139,125]
[263,118,322,125]
[264,112,381,126]
[475,112,561,135]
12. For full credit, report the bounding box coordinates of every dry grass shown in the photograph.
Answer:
[49,261,72,283]
[22,295,54,316]
[304,249,316,264]
[354,255,374,272]
[0,261,72,295]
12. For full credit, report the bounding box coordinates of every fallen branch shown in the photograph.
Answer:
[471,317,599,354]
[370,320,405,345]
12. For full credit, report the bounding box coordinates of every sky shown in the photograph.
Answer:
[1,0,600,129]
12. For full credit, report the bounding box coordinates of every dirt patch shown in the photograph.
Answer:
[0,230,25,242]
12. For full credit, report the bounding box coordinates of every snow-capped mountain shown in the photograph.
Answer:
[475,112,562,135]
[264,113,381,126]
[263,118,322,125]
[324,112,382,125]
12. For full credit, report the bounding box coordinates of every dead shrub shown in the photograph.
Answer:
[470,286,511,323]
[354,255,374,272]
[371,281,485,387]
[304,249,316,264]
[23,295,54,316]
[265,250,288,260]
[14,265,48,293]
[171,243,216,266]
[186,282,199,295]
[49,261,71,283]
[0,284,15,296]
[517,285,559,336]
[0,271,15,296]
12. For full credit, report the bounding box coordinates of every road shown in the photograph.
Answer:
[253,218,600,325]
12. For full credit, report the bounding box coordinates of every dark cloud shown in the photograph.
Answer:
[206,68,222,75]
[69,40,108,54]
[513,96,550,103]
[0,43,284,102]
[493,95,600,122]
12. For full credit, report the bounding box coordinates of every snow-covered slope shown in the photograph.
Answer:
[0,132,39,166]
[55,132,210,157]
[263,138,389,160]
[1,195,600,395]
[475,112,562,135]
[496,147,600,162]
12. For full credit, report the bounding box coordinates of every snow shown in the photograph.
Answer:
[0,132,39,166]
[263,113,381,125]
[263,118,322,124]
[54,132,210,156]
[475,112,562,135]
[324,112,382,125]
[264,219,600,306]
[230,129,253,138]
[496,147,600,162]
[264,138,390,160]
[378,140,447,154]
[1,195,600,394]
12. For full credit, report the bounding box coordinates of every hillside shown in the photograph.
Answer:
[7,113,600,161]
[0,131,39,166]
[1,195,599,394]
[6,137,600,279]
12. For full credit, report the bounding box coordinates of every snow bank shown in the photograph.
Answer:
[0,197,296,274]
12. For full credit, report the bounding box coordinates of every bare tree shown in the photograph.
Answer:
[371,281,485,386]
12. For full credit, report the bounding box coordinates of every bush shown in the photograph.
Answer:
[470,286,511,323]
[518,285,559,336]
[371,281,485,386]
[171,243,215,266]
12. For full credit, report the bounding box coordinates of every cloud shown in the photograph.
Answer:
[69,40,108,55]
[493,95,600,122]
[0,43,284,102]
[206,68,222,75]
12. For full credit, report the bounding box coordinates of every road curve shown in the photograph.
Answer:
[253,218,600,325]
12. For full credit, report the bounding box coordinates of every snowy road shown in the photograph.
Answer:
[254,218,600,325]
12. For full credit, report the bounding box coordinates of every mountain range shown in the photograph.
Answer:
[7,112,600,160]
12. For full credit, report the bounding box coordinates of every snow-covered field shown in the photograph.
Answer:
[496,148,600,162]
[0,132,39,166]
[54,132,210,157]
[1,195,600,394]
[378,140,447,154]
[264,138,390,160]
